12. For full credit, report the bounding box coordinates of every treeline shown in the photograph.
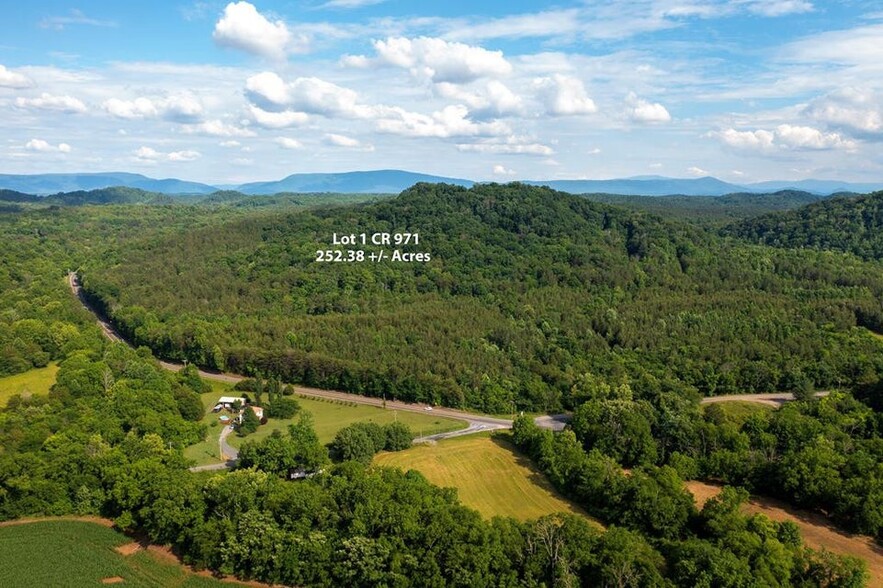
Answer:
[0,213,105,376]
[81,182,883,411]
[584,190,828,225]
[548,374,883,542]
[511,416,869,586]
[724,191,883,260]
[0,343,868,586]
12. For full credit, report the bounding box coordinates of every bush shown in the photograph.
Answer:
[238,407,260,436]
[267,397,300,419]
[384,422,413,451]
[233,378,260,392]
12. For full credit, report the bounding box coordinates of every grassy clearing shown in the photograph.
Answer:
[0,362,59,407]
[184,380,466,466]
[374,433,597,524]
[0,520,225,587]
[703,400,774,426]
[228,395,466,451]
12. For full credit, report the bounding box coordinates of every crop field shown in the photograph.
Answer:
[184,380,466,466]
[0,362,59,407]
[374,433,597,523]
[0,519,228,587]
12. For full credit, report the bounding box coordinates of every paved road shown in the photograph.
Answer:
[219,424,238,460]
[69,271,126,344]
[68,270,824,460]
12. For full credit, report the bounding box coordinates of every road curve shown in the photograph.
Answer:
[68,271,514,457]
[67,271,821,453]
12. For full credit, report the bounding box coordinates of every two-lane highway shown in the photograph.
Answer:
[68,270,820,461]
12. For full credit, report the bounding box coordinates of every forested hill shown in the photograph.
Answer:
[82,182,883,413]
[724,191,883,260]
[584,190,829,224]
[42,186,175,206]
[0,189,40,203]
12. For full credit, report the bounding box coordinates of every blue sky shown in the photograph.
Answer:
[2,1,882,184]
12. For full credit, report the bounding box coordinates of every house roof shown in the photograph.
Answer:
[217,396,246,404]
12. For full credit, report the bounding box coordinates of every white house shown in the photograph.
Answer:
[235,405,264,423]
[212,396,247,412]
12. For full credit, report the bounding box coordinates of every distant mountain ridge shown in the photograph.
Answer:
[1,170,880,197]
[528,176,743,196]
[0,172,216,195]
[235,170,474,195]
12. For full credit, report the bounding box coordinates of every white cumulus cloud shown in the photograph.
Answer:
[103,97,158,119]
[213,1,298,59]
[325,133,373,150]
[244,71,291,109]
[25,139,71,153]
[492,164,516,176]
[103,95,204,122]
[710,125,856,151]
[248,105,309,128]
[276,137,304,149]
[347,36,512,83]
[0,64,33,88]
[804,88,882,136]
[377,104,510,138]
[626,92,671,123]
[162,95,204,123]
[535,75,597,116]
[687,166,708,176]
[435,80,523,117]
[135,146,201,162]
[457,137,554,156]
[185,119,256,137]
[711,128,776,150]
[775,124,856,150]
[15,93,86,113]
[245,72,373,119]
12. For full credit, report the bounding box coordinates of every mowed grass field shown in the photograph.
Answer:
[0,362,59,407]
[0,519,227,587]
[703,400,774,425]
[374,433,597,524]
[184,380,466,466]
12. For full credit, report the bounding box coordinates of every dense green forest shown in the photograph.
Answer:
[80,183,883,414]
[1,184,881,585]
[0,338,870,586]
[725,192,883,260]
[583,190,830,225]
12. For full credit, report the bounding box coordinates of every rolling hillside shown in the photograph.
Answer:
[724,191,883,260]
[80,182,883,413]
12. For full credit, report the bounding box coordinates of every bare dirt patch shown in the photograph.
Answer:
[114,542,143,556]
[146,546,278,587]
[101,577,124,584]
[686,481,883,585]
